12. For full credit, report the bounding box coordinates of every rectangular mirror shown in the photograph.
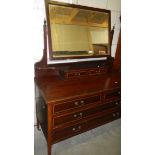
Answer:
[46,1,111,59]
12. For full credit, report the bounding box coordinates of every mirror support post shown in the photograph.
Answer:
[34,20,47,73]
[110,25,115,47]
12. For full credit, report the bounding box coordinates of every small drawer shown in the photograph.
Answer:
[105,89,121,101]
[85,110,121,129]
[53,109,120,143]
[54,102,120,127]
[54,94,101,114]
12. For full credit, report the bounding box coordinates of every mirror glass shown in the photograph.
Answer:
[48,4,110,58]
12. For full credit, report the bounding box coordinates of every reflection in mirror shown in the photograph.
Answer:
[48,4,110,58]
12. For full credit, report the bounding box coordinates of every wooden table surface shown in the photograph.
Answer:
[35,72,120,103]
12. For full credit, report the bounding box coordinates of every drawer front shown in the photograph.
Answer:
[105,89,121,101]
[53,109,120,143]
[85,109,120,130]
[54,100,121,127]
[64,67,107,79]
[54,94,101,114]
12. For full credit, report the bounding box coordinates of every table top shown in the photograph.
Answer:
[35,72,120,104]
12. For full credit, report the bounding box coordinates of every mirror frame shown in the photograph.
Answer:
[44,0,111,60]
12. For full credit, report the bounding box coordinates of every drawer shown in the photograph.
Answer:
[53,109,120,143]
[53,100,121,127]
[63,67,107,79]
[105,89,121,101]
[85,109,120,129]
[54,94,101,114]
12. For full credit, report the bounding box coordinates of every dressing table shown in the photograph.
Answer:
[34,1,121,155]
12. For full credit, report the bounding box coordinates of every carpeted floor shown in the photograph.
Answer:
[34,119,121,155]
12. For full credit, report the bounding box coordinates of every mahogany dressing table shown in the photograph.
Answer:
[34,1,121,155]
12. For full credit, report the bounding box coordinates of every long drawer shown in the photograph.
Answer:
[53,108,120,143]
[53,100,121,127]
[53,94,101,114]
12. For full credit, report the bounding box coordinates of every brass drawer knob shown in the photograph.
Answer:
[80,100,84,104]
[115,102,119,105]
[79,113,83,117]
[74,114,77,118]
[74,101,79,106]
[78,126,81,129]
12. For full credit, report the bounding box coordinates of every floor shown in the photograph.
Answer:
[34,119,121,155]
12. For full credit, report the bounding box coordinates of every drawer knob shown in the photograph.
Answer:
[72,128,76,131]
[74,114,77,118]
[113,113,116,117]
[74,101,79,106]
[114,81,118,84]
[118,91,121,94]
[78,126,81,129]
[79,113,83,117]
[80,100,84,104]
[115,102,119,105]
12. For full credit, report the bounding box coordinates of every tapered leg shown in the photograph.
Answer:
[48,144,52,155]
[36,117,40,130]
[47,104,53,155]
[35,84,40,131]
